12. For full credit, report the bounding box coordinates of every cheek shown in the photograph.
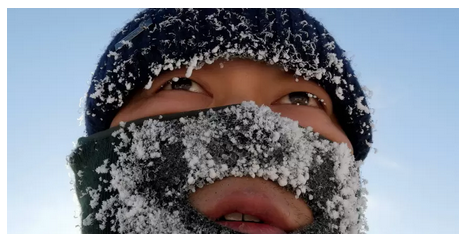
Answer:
[110,91,213,127]
[270,106,353,152]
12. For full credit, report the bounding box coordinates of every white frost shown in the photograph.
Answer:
[336,87,344,100]
[144,79,153,89]
[356,97,370,114]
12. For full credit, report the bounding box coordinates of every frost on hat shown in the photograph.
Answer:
[85,8,373,161]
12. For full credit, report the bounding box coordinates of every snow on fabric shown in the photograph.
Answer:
[70,102,368,234]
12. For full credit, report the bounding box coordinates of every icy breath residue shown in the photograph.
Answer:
[81,101,367,233]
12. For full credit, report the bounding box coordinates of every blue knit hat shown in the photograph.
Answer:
[85,8,373,161]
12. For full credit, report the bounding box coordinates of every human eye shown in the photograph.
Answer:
[159,77,206,94]
[274,92,326,109]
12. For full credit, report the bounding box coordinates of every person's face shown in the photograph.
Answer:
[110,59,353,233]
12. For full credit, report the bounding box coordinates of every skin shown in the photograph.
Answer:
[110,59,354,233]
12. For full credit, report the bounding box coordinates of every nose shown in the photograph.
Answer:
[210,81,268,108]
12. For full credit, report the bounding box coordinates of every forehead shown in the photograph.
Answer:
[153,59,288,80]
[196,59,286,75]
[149,59,332,100]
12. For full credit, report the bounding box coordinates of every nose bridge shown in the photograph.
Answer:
[211,78,266,107]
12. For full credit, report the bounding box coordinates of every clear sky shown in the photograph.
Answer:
[7,8,459,234]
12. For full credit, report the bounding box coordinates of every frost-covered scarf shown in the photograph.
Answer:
[69,102,368,234]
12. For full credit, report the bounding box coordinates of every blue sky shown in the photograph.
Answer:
[7,8,459,233]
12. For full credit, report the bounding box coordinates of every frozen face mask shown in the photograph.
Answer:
[69,101,368,234]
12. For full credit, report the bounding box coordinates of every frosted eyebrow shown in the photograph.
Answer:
[115,18,153,51]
